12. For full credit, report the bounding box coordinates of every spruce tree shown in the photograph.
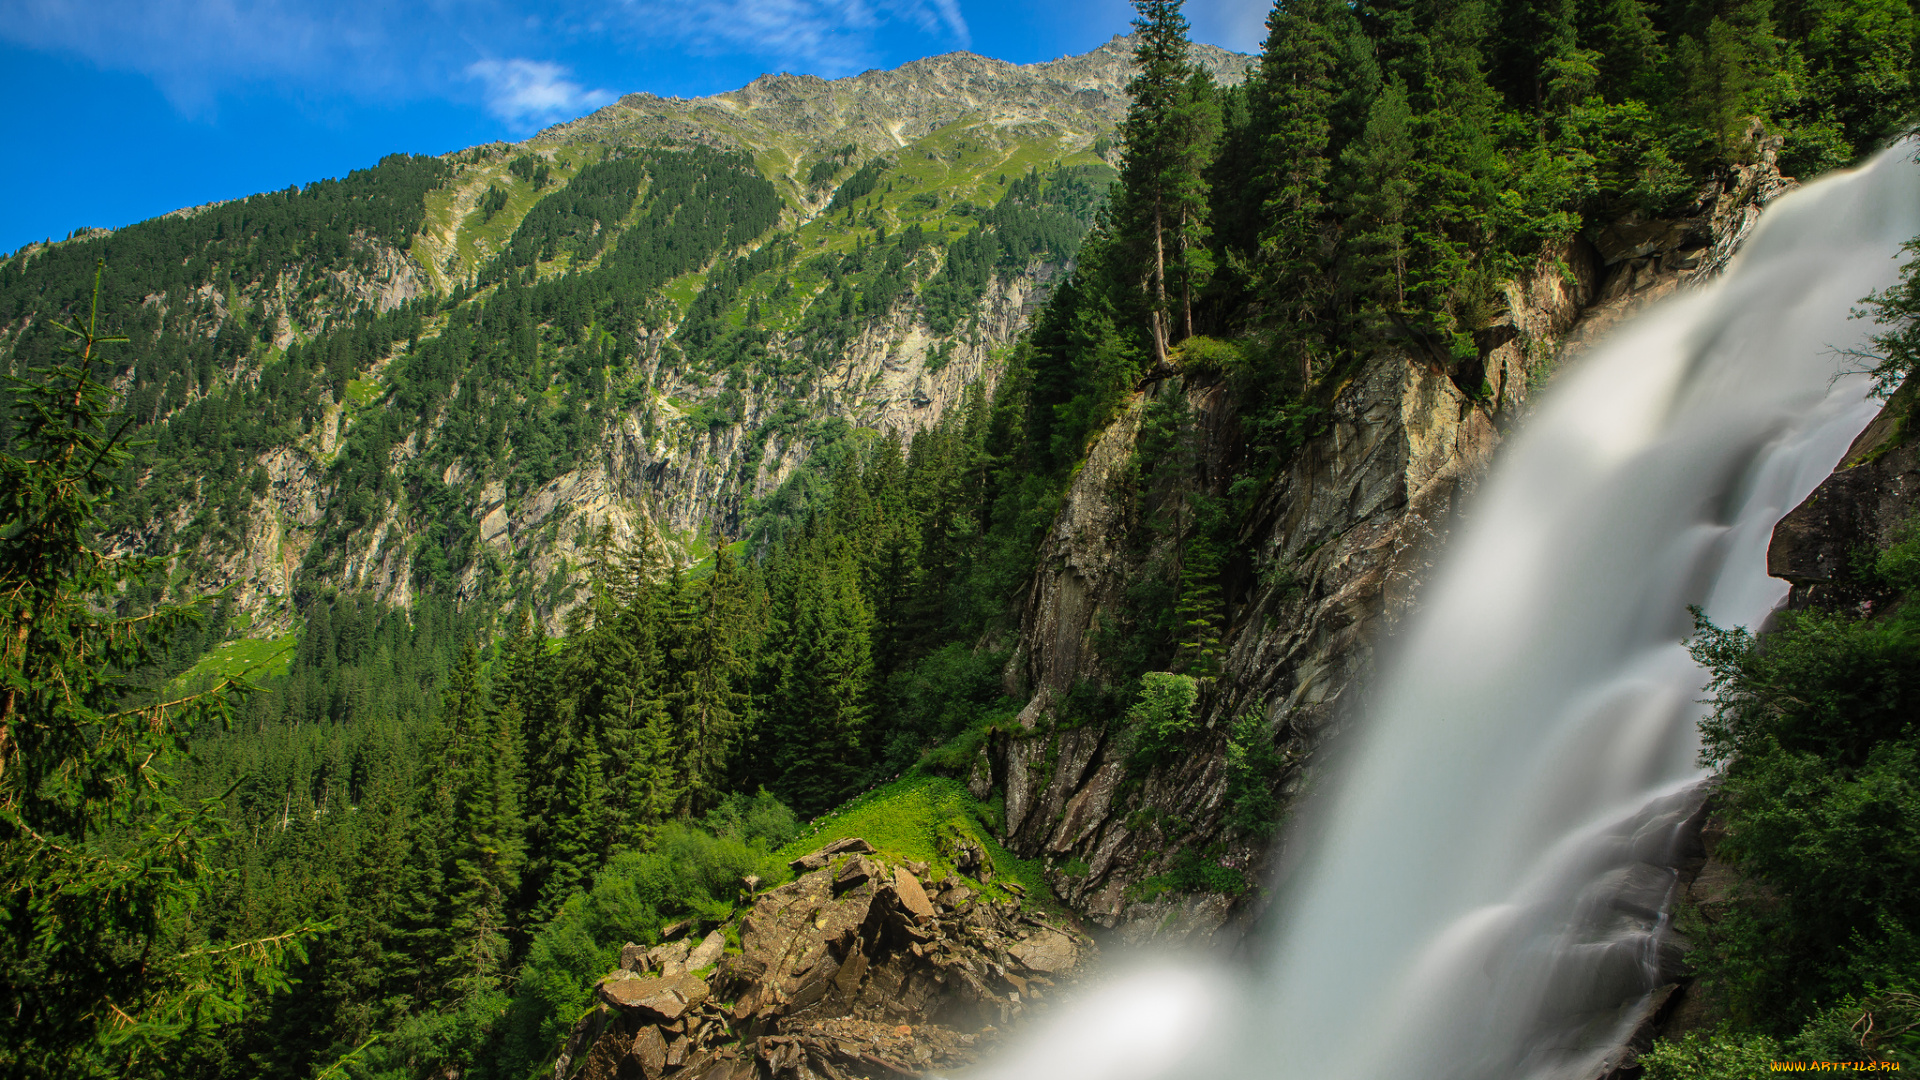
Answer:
[668,548,750,816]
[1341,82,1419,323]
[539,747,609,920]
[1255,0,1342,382]
[770,554,874,814]
[1118,0,1220,362]
[447,644,525,1003]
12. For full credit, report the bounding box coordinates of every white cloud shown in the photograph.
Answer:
[618,0,972,75]
[466,58,617,128]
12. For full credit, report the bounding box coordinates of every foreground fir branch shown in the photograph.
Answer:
[0,263,319,1078]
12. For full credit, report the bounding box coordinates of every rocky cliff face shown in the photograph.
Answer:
[987,150,1798,943]
[435,266,1060,630]
[1769,380,1920,613]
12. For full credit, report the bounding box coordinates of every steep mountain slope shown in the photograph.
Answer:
[0,37,1250,640]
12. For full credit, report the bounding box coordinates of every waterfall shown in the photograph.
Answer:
[975,144,1920,1080]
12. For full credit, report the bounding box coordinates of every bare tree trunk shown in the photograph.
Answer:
[1180,211,1194,342]
[1152,204,1169,365]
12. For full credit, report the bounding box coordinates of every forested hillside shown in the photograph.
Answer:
[2,0,1917,1075]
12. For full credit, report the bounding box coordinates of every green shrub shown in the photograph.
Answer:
[1126,671,1199,770]
[881,642,1017,775]
[1125,847,1248,903]
[1224,711,1289,836]
[1638,1031,1782,1080]
[1686,593,1920,1030]
[1875,513,1920,595]
[1174,335,1244,373]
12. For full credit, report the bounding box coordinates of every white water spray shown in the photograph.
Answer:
[977,145,1920,1080]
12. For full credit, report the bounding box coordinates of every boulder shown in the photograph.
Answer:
[620,941,650,972]
[646,939,692,976]
[599,972,711,1023]
[834,854,877,892]
[686,929,726,971]
[567,858,1098,1080]
[787,836,875,873]
[629,1025,670,1077]
[893,866,936,923]
[788,850,831,873]
[1008,929,1078,974]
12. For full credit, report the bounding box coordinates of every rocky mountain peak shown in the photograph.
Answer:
[564,35,1251,160]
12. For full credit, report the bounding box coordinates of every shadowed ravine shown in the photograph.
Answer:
[970,144,1920,1080]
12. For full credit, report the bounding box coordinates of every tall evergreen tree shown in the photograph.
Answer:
[1117,0,1221,361]
[1341,81,1419,322]
[539,747,609,920]
[1255,0,1343,381]
[768,553,874,814]
[448,645,525,1003]
[668,548,750,816]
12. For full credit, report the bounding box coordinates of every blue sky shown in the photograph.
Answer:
[0,0,1265,257]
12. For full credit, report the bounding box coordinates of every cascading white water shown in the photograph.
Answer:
[974,144,1920,1080]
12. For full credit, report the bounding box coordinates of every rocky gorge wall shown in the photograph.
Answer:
[984,147,1801,944]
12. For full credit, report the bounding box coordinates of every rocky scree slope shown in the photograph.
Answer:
[978,143,1799,945]
[556,836,1091,1080]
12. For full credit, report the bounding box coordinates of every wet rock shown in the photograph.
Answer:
[1594,864,1679,922]
[1770,380,1920,613]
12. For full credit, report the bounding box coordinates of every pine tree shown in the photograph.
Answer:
[494,611,561,921]
[539,747,609,920]
[1669,0,1792,160]
[1341,81,1419,322]
[1174,534,1226,678]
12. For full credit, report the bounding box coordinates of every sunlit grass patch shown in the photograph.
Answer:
[170,634,298,694]
[777,774,1062,914]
